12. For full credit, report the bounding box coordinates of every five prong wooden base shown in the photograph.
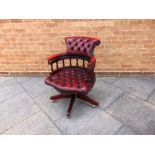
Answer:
[50,93,99,117]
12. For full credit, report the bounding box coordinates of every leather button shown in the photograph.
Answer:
[77,85,80,88]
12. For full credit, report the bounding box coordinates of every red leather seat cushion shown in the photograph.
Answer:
[45,67,95,94]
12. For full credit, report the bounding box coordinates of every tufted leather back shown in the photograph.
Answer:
[65,36,101,57]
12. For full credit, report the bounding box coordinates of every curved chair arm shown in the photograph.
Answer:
[48,52,66,64]
[87,56,96,70]
[47,53,94,74]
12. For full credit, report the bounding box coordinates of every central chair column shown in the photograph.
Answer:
[67,94,76,117]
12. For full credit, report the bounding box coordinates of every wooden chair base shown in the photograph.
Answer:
[50,94,99,117]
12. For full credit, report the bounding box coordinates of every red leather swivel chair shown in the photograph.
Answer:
[44,36,101,117]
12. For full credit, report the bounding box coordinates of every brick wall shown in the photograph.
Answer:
[0,19,155,76]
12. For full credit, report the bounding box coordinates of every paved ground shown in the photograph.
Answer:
[0,76,155,135]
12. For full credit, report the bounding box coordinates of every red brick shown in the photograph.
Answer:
[0,19,155,76]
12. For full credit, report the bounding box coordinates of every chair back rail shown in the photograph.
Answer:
[48,55,91,73]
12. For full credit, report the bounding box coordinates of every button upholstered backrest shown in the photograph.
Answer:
[65,36,101,57]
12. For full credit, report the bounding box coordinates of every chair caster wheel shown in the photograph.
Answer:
[67,113,71,118]
[50,99,55,102]
[92,105,96,108]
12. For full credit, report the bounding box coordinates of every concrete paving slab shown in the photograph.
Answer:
[116,125,138,135]
[139,76,155,83]
[89,79,124,109]
[148,91,155,106]
[0,77,14,84]
[1,76,155,135]
[55,104,122,135]
[113,77,155,100]
[106,93,155,134]
[0,78,24,103]
[100,77,119,84]
[15,77,48,83]
[3,111,61,135]
[17,77,51,99]
[0,92,40,133]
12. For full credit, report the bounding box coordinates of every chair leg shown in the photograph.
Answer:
[77,94,99,107]
[67,94,76,117]
[50,94,71,101]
